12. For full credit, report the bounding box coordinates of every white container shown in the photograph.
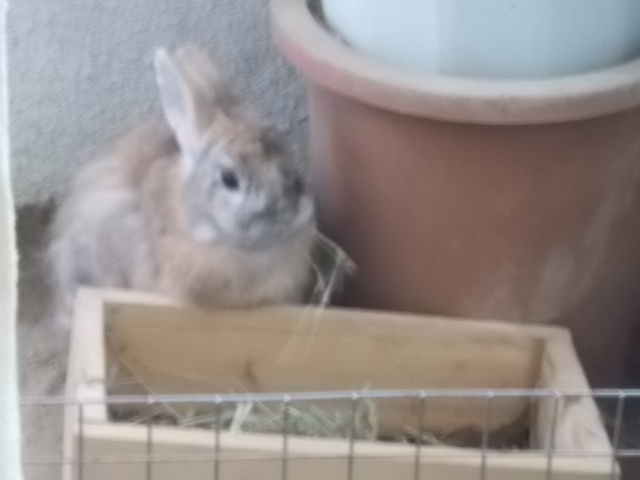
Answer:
[322,0,640,78]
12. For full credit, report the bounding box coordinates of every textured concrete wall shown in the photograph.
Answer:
[9,0,308,205]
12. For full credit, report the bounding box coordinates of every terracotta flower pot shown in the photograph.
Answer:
[272,0,640,387]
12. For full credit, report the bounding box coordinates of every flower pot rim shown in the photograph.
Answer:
[271,0,640,125]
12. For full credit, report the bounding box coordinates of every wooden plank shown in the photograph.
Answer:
[104,296,546,435]
[77,422,614,480]
[63,289,112,480]
[530,334,617,477]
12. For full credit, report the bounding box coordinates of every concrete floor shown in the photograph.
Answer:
[16,203,640,480]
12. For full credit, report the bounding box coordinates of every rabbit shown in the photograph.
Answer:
[48,46,316,328]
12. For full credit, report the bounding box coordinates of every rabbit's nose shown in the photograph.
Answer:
[251,202,279,223]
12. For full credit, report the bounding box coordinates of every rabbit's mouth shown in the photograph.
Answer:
[239,213,316,251]
[191,207,315,251]
[234,196,316,250]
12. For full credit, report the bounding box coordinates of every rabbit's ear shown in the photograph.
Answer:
[154,46,231,158]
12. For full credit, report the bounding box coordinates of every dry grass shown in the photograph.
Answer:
[111,398,380,441]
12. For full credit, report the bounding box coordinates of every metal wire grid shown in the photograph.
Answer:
[21,389,640,480]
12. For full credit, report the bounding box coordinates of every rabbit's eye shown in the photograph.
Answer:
[221,169,240,190]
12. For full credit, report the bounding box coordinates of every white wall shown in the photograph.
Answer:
[0,0,22,476]
[8,0,308,205]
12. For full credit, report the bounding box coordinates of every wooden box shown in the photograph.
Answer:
[63,288,618,480]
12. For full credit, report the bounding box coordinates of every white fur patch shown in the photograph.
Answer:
[192,221,218,243]
[179,153,196,178]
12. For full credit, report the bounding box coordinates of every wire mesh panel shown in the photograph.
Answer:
[20,389,640,480]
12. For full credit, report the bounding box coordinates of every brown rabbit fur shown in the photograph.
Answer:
[48,46,316,327]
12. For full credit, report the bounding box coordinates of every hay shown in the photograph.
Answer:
[110,398,529,449]
[305,229,357,307]
[111,398,379,441]
[276,230,356,364]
